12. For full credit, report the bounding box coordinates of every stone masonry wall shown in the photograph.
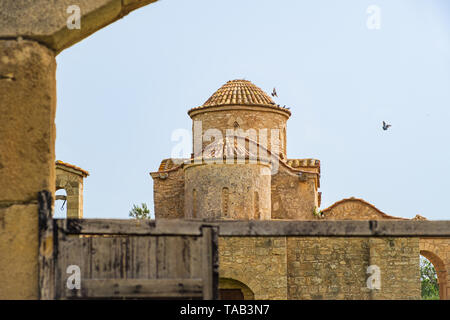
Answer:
[219,236,421,300]
[369,237,420,299]
[152,169,185,219]
[287,237,371,299]
[271,166,317,220]
[219,237,288,299]
[185,163,271,220]
[190,107,289,158]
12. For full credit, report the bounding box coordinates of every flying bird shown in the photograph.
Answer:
[271,88,278,97]
[382,121,392,131]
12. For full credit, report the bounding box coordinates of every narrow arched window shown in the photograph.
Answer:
[254,191,260,219]
[222,187,229,217]
[193,189,197,218]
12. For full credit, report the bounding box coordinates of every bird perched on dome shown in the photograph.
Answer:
[271,88,278,97]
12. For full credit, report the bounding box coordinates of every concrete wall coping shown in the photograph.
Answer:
[57,218,450,237]
[203,220,450,237]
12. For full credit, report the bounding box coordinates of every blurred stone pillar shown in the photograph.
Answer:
[0,39,56,299]
[0,0,158,300]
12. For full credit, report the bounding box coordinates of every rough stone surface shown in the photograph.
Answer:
[152,168,185,219]
[0,39,56,300]
[0,0,158,54]
[184,163,271,220]
[287,237,371,300]
[368,237,420,299]
[271,165,318,220]
[190,106,288,158]
[0,40,56,203]
[0,204,39,299]
[219,236,421,300]
[219,237,288,299]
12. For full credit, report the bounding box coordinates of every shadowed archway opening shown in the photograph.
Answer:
[219,278,254,300]
[420,250,448,300]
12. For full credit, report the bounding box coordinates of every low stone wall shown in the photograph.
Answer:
[369,237,420,299]
[219,237,288,299]
[286,237,371,299]
[216,223,426,300]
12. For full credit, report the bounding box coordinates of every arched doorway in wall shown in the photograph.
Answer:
[420,250,448,300]
[54,188,67,218]
[219,278,255,300]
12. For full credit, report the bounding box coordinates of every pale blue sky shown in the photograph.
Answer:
[54,0,450,220]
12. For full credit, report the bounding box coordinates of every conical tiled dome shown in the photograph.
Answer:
[202,79,276,107]
[188,79,291,115]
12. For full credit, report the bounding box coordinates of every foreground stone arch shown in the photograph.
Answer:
[0,0,159,299]
[0,0,158,54]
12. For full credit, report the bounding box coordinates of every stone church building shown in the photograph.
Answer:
[150,79,411,223]
[151,79,322,221]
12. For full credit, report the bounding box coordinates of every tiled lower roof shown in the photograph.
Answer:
[55,160,89,177]
[152,137,321,185]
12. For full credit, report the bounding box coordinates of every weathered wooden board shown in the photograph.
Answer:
[38,206,218,300]
[53,231,217,300]
[68,279,204,299]
[56,219,205,235]
[38,191,55,300]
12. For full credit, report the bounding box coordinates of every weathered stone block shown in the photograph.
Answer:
[0,40,56,203]
[0,204,39,299]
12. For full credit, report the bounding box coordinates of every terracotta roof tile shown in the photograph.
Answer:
[55,160,89,177]
[188,79,291,115]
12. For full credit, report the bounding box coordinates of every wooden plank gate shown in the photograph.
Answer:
[38,191,219,300]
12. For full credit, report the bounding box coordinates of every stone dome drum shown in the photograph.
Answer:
[189,79,290,160]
